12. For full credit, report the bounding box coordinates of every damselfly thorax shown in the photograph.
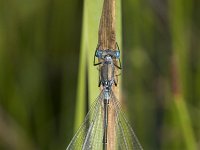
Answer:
[94,43,122,90]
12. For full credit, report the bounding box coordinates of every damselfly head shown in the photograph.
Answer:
[95,49,120,59]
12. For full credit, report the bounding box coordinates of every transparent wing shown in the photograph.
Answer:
[67,90,143,150]
[67,91,104,150]
[110,91,143,150]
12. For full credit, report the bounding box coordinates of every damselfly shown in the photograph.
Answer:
[67,43,143,150]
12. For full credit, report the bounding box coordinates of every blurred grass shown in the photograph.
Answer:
[73,0,104,132]
[0,0,200,149]
[73,0,88,132]
[169,0,197,149]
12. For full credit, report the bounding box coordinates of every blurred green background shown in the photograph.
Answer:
[0,0,200,150]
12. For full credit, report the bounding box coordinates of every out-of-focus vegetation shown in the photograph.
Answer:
[0,0,200,149]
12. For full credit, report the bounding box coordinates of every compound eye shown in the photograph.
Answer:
[115,50,120,59]
[95,50,103,58]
